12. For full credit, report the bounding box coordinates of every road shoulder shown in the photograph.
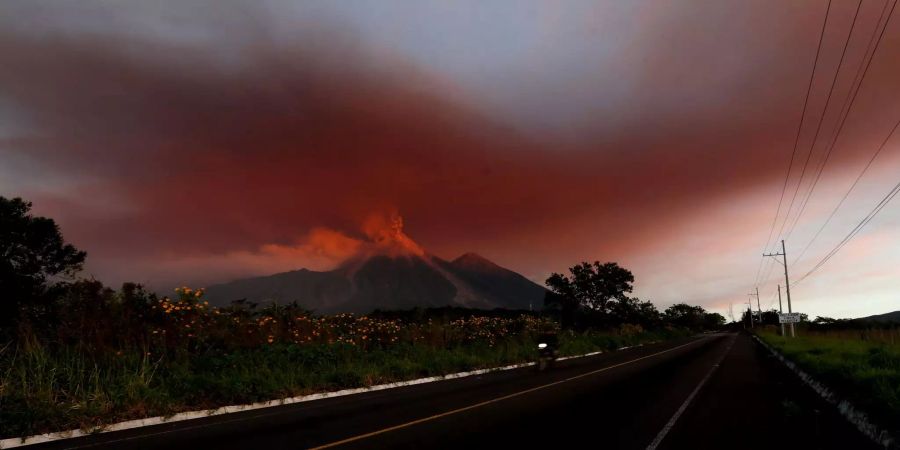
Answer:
[658,332,878,450]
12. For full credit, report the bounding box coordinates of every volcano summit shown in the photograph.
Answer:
[204,216,546,313]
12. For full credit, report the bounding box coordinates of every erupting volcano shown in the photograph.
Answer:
[204,215,547,313]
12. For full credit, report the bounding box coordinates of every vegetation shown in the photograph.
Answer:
[741,308,808,327]
[545,260,725,329]
[1,197,86,329]
[0,196,718,438]
[0,284,690,438]
[757,326,900,438]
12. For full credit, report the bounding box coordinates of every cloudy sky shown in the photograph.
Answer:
[2,0,899,319]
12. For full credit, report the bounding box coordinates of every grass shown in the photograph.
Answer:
[757,327,900,438]
[0,325,685,439]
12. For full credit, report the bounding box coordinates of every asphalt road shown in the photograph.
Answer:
[28,332,876,450]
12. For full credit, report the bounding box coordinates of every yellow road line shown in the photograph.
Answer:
[309,337,710,449]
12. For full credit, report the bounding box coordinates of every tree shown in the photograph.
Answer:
[545,261,634,313]
[813,316,838,324]
[759,309,781,326]
[702,312,726,329]
[741,308,754,327]
[1,196,86,325]
[663,303,723,330]
[608,296,661,328]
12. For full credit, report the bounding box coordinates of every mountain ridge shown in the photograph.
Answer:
[856,310,900,323]
[204,251,546,313]
[205,215,547,313]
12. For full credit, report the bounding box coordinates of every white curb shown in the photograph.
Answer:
[752,335,895,449]
[1,361,531,448]
[1,342,660,448]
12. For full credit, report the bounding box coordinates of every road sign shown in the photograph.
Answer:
[779,313,802,324]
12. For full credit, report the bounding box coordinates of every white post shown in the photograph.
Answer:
[777,285,785,337]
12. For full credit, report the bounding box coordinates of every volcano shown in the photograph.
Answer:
[204,216,547,313]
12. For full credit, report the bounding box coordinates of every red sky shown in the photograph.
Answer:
[2,0,899,319]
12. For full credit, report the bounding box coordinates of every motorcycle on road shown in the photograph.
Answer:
[536,333,559,371]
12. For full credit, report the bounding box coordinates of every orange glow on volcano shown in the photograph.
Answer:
[361,212,426,257]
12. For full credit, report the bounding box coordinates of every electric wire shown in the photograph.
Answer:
[796,130,900,285]
[794,117,900,266]
[786,0,896,248]
[791,0,897,264]
[753,0,833,289]
[783,0,864,242]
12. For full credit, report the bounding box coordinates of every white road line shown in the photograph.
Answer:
[645,335,736,450]
[310,337,711,449]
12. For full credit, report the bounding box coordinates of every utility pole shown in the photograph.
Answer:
[777,285,785,337]
[748,287,761,314]
[748,288,760,325]
[757,287,761,315]
[783,239,794,338]
[747,301,754,328]
[764,239,794,337]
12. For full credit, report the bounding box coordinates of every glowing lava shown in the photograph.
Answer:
[361,212,425,257]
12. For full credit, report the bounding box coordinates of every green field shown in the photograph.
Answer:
[757,327,900,438]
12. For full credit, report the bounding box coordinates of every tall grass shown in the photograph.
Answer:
[801,328,900,346]
[757,327,900,438]
[1,305,685,439]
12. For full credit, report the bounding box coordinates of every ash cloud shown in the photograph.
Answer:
[1,0,898,295]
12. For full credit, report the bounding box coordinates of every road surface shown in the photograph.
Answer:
[27,332,875,450]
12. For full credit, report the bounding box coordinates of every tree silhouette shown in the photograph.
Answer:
[664,303,706,328]
[703,311,726,329]
[1,196,86,325]
[545,261,634,315]
[663,303,724,330]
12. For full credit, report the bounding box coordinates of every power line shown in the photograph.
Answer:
[787,0,893,243]
[753,0,833,288]
[783,0,864,242]
[787,0,896,245]
[795,118,900,265]
[792,0,898,265]
[758,254,778,290]
[796,139,900,285]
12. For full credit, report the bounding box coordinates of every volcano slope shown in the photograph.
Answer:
[204,218,546,313]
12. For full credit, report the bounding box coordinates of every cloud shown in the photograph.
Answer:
[1,0,899,315]
[87,226,363,289]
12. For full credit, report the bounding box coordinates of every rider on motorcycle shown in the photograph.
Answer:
[536,331,560,370]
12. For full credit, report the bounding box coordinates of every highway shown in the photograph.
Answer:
[28,333,875,450]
